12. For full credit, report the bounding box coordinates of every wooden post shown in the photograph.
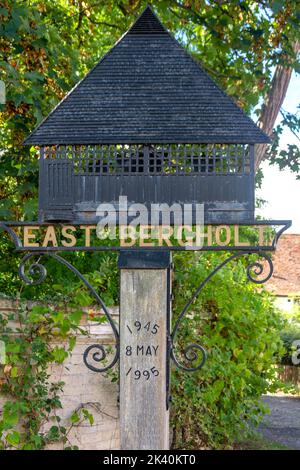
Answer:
[118,251,171,450]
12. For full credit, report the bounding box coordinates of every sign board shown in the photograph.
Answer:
[0,221,291,252]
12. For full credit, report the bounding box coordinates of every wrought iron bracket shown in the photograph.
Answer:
[17,251,120,373]
[165,250,275,409]
[0,219,291,410]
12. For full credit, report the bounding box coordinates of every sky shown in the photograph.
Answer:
[256,72,300,233]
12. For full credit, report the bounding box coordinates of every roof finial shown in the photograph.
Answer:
[128,4,168,35]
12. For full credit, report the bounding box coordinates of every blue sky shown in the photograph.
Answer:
[256,72,300,232]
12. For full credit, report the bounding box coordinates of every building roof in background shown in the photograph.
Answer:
[266,234,300,296]
[25,6,270,146]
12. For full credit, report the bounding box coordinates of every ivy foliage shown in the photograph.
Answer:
[0,295,98,450]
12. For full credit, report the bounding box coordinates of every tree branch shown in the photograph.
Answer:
[255,40,300,171]
[86,16,121,30]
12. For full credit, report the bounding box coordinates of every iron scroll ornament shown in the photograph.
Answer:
[170,251,273,372]
[18,252,120,373]
[11,248,273,374]
[9,248,273,372]
[0,222,278,374]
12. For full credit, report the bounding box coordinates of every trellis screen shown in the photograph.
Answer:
[41,144,251,176]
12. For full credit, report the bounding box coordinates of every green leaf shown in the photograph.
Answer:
[51,347,68,364]
[70,309,83,325]
[10,366,18,378]
[3,409,19,428]
[70,412,80,424]
[47,426,60,441]
[82,409,94,426]
[68,336,76,351]
[74,291,91,307]
[6,431,20,446]
[0,7,9,17]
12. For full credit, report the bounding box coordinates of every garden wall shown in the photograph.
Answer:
[277,364,300,387]
[0,299,120,450]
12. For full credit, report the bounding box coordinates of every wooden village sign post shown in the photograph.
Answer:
[0,7,291,450]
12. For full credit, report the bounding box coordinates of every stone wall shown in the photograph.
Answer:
[0,298,120,450]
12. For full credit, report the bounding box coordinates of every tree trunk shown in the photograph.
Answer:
[255,41,300,171]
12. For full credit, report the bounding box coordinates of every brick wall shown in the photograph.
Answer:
[0,299,120,450]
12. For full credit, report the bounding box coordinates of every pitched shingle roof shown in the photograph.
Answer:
[25,6,270,145]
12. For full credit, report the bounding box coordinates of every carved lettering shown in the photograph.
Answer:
[127,344,159,357]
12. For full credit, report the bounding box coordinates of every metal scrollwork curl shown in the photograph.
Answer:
[83,344,119,373]
[246,253,273,284]
[18,252,119,373]
[19,254,47,285]
[171,342,207,372]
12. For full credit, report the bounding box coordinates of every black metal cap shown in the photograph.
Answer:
[118,250,171,269]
